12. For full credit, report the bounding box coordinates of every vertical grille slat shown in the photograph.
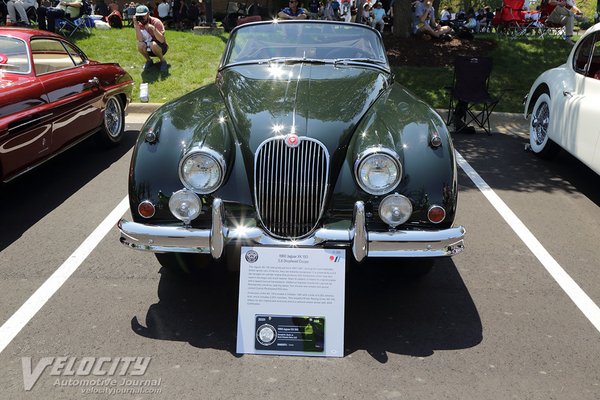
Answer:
[255,137,329,239]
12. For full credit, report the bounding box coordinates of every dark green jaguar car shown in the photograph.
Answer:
[118,20,465,273]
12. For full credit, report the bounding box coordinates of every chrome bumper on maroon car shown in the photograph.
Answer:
[118,199,465,262]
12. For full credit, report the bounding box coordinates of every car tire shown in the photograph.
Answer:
[529,92,560,159]
[96,96,125,147]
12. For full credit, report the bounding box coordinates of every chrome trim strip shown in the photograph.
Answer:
[210,198,225,259]
[7,113,53,133]
[118,199,465,261]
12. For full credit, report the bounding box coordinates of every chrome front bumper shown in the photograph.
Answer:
[118,199,465,262]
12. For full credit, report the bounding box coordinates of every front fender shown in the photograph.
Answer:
[524,64,570,118]
[128,85,237,223]
[331,84,457,228]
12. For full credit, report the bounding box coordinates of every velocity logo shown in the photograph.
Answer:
[21,356,151,391]
[328,255,341,262]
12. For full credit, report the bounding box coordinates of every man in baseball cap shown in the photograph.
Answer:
[135,4,169,71]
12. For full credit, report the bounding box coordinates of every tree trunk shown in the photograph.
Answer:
[392,0,413,38]
[432,0,441,18]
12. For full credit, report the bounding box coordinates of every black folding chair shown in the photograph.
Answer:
[446,56,499,135]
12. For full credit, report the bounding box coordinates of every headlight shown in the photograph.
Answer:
[179,148,225,194]
[355,148,402,195]
[379,193,412,227]
[169,189,201,224]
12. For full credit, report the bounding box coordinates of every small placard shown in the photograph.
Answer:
[236,247,345,357]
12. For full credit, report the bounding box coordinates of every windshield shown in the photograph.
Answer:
[223,21,388,67]
[0,36,31,74]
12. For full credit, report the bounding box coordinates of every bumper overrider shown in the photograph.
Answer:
[118,199,465,262]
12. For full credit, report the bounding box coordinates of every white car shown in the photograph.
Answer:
[524,23,600,171]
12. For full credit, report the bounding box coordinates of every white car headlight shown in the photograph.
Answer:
[169,189,201,224]
[379,193,412,227]
[179,148,225,194]
[355,148,402,195]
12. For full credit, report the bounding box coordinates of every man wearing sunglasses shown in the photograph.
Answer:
[278,0,307,19]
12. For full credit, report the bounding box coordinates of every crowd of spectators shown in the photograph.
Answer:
[272,0,396,33]
[123,0,206,29]
[0,0,591,42]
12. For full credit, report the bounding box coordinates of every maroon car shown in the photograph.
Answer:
[0,28,133,182]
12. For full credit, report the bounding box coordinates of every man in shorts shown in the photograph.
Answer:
[134,5,169,71]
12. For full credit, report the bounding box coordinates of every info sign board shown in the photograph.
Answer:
[236,246,346,357]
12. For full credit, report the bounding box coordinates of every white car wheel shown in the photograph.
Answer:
[529,92,559,159]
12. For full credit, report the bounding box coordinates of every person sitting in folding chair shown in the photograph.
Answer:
[37,0,82,32]
[414,0,453,39]
[546,0,586,44]
[135,5,169,72]
[6,0,38,26]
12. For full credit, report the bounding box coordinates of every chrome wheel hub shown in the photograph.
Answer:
[532,102,549,146]
[104,98,122,138]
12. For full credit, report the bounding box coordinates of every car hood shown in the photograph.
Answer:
[216,63,390,154]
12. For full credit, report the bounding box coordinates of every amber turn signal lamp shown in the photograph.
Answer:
[138,200,156,218]
[427,205,446,224]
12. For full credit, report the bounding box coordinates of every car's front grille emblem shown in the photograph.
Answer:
[254,136,329,239]
[285,133,300,148]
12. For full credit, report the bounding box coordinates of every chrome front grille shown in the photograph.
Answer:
[254,136,329,239]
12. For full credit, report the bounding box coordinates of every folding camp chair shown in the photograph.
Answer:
[57,15,93,37]
[446,56,499,135]
[537,0,566,38]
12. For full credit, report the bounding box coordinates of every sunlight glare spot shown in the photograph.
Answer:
[269,64,285,79]
[272,124,284,133]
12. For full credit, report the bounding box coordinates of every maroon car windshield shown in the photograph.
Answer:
[0,36,30,74]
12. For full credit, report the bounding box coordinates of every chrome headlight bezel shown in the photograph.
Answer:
[354,147,402,195]
[178,147,226,194]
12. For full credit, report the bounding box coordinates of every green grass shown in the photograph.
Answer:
[393,34,574,112]
[72,28,227,103]
[72,28,573,112]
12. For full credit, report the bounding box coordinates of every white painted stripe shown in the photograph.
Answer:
[456,151,600,333]
[0,196,129,354]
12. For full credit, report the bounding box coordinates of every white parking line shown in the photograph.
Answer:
[0,196,129,354]
[456,151,600,333]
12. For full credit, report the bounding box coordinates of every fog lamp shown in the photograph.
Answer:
[378,193,412,228]
[168,189,201,224]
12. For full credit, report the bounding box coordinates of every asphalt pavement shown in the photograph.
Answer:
[4,102,600,399]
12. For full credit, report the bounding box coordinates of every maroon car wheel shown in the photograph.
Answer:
[97,96,125,146]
